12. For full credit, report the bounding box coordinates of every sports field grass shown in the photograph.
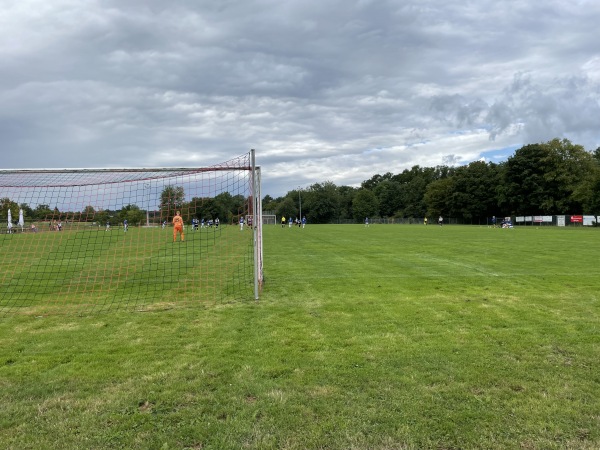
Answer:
[0,224,254,314]
[1,224,599,449]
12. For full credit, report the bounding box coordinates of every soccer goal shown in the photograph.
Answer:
[262,213,277,225]
[0,150,263,316]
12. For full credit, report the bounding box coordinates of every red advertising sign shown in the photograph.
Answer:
[570,215,583,223]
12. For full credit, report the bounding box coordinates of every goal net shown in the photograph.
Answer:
[0,151,263,316]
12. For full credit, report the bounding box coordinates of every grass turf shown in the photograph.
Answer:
[0,224,254,314]
[1,224,599,449]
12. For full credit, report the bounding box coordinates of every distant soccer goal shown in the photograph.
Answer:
[0,150,263,316]
[262,213,277,225]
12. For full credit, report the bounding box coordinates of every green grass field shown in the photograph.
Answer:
[1,224,599,449]
[0,224,254,314]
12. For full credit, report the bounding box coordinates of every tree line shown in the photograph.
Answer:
[1,185,247,227]
[3,138,599,227]
[264,139,600,224]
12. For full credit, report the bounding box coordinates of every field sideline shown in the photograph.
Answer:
[1,224,599,449]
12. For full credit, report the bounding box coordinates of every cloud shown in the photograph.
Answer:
[1,0,600,196]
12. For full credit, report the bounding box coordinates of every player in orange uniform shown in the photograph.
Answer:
[172,211,185,242]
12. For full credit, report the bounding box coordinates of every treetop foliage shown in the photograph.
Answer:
[268,138,600,223]
[4,139,599,226]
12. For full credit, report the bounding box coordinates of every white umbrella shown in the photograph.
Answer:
[18,209,24,229]
[7,209,13,232]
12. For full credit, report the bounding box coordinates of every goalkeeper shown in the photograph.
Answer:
[173,211,185,242]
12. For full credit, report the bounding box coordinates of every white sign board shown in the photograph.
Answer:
[583,215,596,226]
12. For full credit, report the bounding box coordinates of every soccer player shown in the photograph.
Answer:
[281,216,286,228]
[173,211,184,242]
[123,219,128,232]
[438,215,443,226]
[302,216,306,228]
[239,215,244,231]
[105,220,110,231]
[365,217,369,227]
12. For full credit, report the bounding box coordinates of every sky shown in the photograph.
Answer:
[2,0,600,197]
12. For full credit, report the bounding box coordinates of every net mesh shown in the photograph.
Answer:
[0,152,260,316]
